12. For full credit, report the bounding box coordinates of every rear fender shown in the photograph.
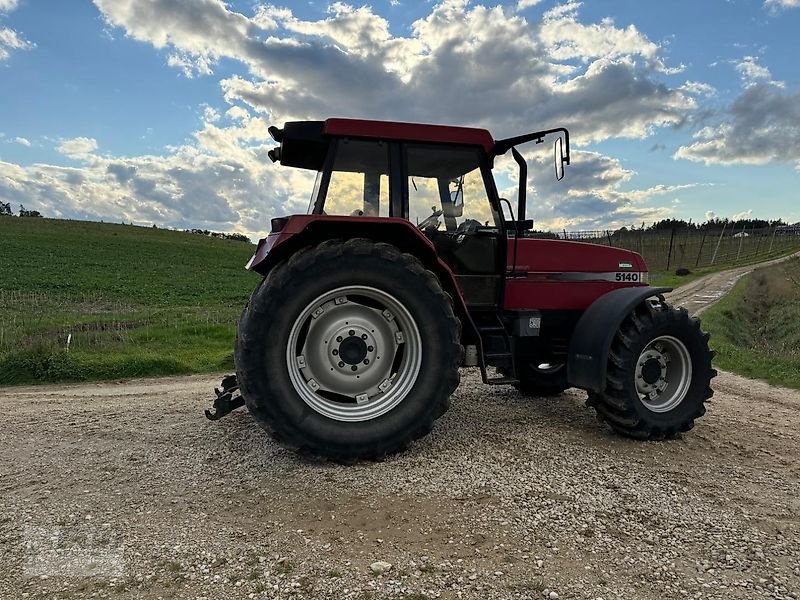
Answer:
[247,215,477,344]
[567,286,672,393]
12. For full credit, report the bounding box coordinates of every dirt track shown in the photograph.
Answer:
[2,262,799,600]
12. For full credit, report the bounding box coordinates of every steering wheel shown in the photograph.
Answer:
[417,207,443,231]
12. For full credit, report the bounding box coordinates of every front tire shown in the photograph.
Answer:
[587,300,716,440]
[235,239,462,460]
[514,362,568,397]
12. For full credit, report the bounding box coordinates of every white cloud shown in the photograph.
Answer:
[92,0,694,144]
[675,82,800,168]
[0,0,33,61]
[0,0,711,232]
[0,25,33,61]
[57,137,99,159]
[764,0,800,11]
[735,56,781,87]
[515,0,542,11]
[14,136,30,146]
[733,209,753,220]
[705,211,715,221]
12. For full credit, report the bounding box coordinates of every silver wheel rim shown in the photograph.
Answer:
[286,285,422,422]
[635,335,692,413]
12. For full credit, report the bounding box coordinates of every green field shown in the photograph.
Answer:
[0,217,256,385]
[2,217,798,386]
[701,257,800,389]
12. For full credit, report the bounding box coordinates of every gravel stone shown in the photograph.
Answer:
[1,265,799,599]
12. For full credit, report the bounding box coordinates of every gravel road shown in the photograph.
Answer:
[2,263,799,600]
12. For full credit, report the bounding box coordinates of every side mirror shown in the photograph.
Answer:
[554,137,566,181]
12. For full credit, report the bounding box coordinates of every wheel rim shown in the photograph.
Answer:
[286,285,422,422]
[634,335,692,413]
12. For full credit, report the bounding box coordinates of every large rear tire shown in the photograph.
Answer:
[235,239,462,460]
[587,300,716,440]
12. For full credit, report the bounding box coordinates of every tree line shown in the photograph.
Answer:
[0,203,43,218]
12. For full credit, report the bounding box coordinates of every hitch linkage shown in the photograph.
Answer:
[205,374,245,420]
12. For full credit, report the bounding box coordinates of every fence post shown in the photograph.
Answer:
[769,226,777,252]
[754,228,763,257]
[666,228,676,270]
[736,224,747,263]
[606,230,613,246]
[711,222,727,266]
[695,230,708,267]
[639,223,645,255]
[563,228,568,240]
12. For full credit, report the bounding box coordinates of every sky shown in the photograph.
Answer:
[0,0,799,237]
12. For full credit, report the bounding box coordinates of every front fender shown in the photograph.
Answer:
[567,286,672,393]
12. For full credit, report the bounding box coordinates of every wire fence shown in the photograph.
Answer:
[537,225,800,273]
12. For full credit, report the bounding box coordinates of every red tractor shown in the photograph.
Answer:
[207,118,716,460]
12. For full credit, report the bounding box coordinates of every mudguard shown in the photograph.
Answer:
[567,286,672,393]
[245,215,479,346]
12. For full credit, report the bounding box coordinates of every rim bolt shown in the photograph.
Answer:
[338,361,344,368]
[363,359,370,365]
[332,349,338,356]
[351,365,358,372]
[336,336,342,343]
[349,330,355,336]
[361,334,367,340]
[367,345,374,352]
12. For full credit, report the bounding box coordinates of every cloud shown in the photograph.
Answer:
[0,111,316,236]
[764,0,800,11]
[2,0,709,233]
[14,136,30,146]
[0,0,33,61]
[516,0,542,10]
[93,0,695,144]
[734,56,781,87]
[675,82,800,168]
[57,137,99,159]
[0,25,33,61]
[491,149,701,230]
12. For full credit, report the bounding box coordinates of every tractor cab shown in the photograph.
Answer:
[268,118,569,309]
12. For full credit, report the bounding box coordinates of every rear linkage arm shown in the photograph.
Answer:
[205,374,245,420]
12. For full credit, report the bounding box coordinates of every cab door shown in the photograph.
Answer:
[402,144,506,309]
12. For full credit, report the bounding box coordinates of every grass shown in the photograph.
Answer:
[702,257,800,389]
[1,216,797,386]
[0,217,255,385]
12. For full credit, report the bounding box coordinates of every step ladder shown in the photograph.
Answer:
[471,315,518,385]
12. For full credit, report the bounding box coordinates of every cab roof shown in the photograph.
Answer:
[271,118,496,171]
[323,118,495,153]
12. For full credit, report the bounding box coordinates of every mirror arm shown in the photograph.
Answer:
[493,127,570,163]
[511,147,527,222]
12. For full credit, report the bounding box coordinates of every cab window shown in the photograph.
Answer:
[406,145,497,232]
[310,139,390,217]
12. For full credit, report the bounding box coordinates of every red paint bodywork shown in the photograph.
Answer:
[249,216,649,315]
[505,238,648,310]
[248,215,441,270]
[324,118,496,153]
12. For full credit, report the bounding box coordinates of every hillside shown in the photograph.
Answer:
[701,257,800,389]
[0,218,256,384]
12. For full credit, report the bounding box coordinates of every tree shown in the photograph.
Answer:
[0,202,11,216]
[18,204,43,218]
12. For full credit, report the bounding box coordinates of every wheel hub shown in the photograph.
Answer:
[640,356,664,385]
[338,335,368,365]
[285,286,422,422]
[634,336,692,413]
